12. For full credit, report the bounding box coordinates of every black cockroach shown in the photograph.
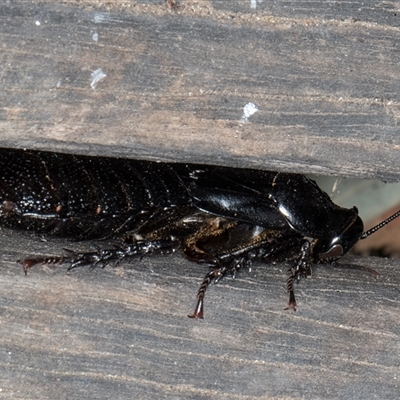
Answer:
[0,148,398,318]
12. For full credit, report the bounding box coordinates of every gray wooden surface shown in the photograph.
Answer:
[0,1,399,179]
[0,229,399,399]
[0,1,400,399]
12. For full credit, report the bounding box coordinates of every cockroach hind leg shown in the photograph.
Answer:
[66,250,105,270]
[66,239,180,270]
[18,256,65,275]
[18,258,38,275]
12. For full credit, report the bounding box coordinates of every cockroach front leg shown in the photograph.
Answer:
[285,240,312,311]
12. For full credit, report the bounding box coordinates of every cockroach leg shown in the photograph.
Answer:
[188,258,247,319]
[189,264,232,319]
[18,256,65,275]
[285,241,312,311]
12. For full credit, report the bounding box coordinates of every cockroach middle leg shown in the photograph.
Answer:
[188,258,247,319]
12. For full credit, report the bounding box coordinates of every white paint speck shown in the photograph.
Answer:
[35,20,41,26]
[250,0,263,9]
[56,80,61,88]
[92,32,99,42]
[93,13,107,24]
[90,68,106,89]
[241,102,259,122]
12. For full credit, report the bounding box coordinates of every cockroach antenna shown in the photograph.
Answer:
[360,210,400,239]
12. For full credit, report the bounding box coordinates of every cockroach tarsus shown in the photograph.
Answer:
[1,148,399,319]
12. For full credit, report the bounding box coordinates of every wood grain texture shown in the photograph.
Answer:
[0,1,399,179]
[0,229,399,399]
[0,1,400,398]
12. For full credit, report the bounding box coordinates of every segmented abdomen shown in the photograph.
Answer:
[0,149,191,239]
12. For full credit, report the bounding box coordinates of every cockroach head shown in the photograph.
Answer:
[319,209,400,260]
[318,213,364,259]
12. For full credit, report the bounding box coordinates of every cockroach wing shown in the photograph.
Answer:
[190,186,288,230]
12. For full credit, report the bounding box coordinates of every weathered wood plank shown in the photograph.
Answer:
[0,229,399,399]
[0,2,399,399]
[0,1,399,179]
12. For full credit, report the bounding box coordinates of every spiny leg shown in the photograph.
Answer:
[19,238,180,273]
[18,256,65,275]
[285,241,312,311]
[188,258,248,319]
[68,239,180,270]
